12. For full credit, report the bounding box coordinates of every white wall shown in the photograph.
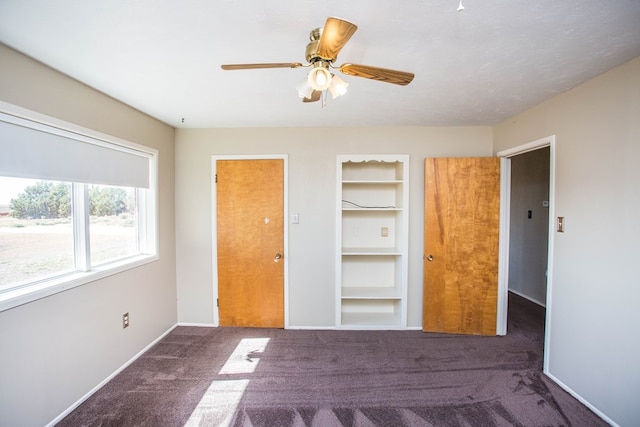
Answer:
[0,44,177,426]
[175,127,493,328]
[494,56,640,426]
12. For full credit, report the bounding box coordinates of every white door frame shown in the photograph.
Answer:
[496,135,555,371]
[211,154,289,328]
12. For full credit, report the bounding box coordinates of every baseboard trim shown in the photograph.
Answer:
[175,324,422,331]
[46,323,178,427]
[544,370,618,427]
[177,322,217,327]
[287,326,422,331]
[509,289,546,307]
[175,324,423,331]
[286,325,336,330]
[177,323,338,330]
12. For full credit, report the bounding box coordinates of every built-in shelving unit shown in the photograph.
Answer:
[336,155,409,329]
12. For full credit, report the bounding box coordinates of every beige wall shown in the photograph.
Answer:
[175,127,493,328]
[0,44,177,426]
[494,56,640,426]
[2,36,636,426]
[508,147,550,305]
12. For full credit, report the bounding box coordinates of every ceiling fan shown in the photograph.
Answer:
[221,17,415,103]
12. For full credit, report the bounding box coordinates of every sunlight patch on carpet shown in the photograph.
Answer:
[184,379,249,427]
[185,337,271,426]
[219,337,270,375]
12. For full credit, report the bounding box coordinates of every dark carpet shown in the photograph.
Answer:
[58,294,606,426]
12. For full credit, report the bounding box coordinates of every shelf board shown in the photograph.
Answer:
[341,287,401,299]
[342,247,402,255]
[340,312,401,327]
[342,180,403,184]
[341,207,402,211]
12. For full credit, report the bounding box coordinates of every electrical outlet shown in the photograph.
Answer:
[122,312,130,329]
[381,227,389,237]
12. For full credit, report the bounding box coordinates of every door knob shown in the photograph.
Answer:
[274,252,282,263]
[426,254,434,262]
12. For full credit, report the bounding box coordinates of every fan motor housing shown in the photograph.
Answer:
[306,27,332,63]
[305,40,320,63]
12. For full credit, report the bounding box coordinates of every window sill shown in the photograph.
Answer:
[0,254,159,313]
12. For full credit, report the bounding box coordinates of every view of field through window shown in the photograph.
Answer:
[0,177,138,288]
[89,185,138,267]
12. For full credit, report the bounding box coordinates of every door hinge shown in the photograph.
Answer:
[216,298,219,307]
[215,174,217,184]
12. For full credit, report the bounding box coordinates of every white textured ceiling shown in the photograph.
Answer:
[1,1,639,128]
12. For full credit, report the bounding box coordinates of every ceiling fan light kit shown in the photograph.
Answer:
[221,17,414,105]
[308,63,332,91]
[296,80,314,99]
[328,74,349,99]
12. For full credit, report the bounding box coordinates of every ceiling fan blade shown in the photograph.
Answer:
[302,90,322,103]
[338,63,415,86]
[316,17,358,61]
[221,62,303,70]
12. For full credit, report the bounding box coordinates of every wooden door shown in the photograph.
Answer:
[216,159,284,328]
[423,157,500,336]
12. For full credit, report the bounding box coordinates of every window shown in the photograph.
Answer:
[89,184,139,266]
[0,104,158,311]
[0,177,74,287]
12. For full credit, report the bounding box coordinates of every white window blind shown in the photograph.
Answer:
[0,113,150,188]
